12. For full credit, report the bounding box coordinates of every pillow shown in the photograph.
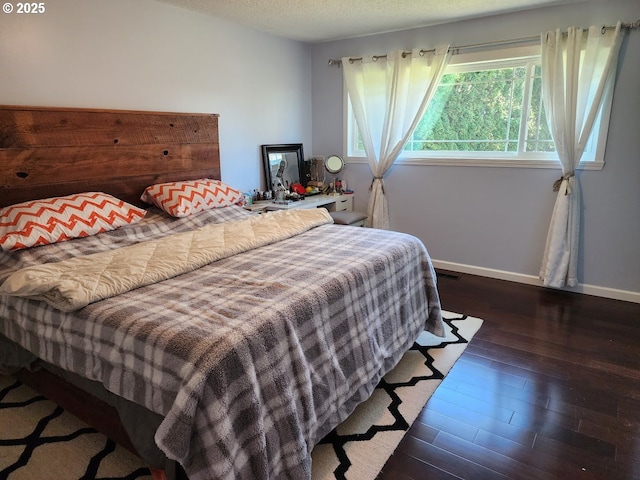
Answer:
[140,179,243,217]
[0,192,147,251]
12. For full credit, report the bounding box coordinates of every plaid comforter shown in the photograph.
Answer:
[0,205,443,480]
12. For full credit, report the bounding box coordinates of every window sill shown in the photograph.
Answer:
[345,156,604,170]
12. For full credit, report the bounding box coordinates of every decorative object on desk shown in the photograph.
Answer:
[290,183,307,195]
[275,182,287,202]
[325,155,345,196]
[261,143,304,196]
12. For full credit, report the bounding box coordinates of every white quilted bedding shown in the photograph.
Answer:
[0,208,332,312]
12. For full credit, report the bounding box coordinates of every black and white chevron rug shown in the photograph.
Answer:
[0,311,482,480]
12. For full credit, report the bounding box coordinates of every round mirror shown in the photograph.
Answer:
[325,155,344,174]
[324,155,345,195]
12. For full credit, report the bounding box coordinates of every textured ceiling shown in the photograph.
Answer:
[154,0,585,43]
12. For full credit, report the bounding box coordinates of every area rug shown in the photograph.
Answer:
[0,311,482,480]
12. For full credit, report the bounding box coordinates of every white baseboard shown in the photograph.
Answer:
[432,260,640,304]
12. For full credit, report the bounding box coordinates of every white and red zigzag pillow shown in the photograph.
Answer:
[0,192,147,251]
[140,179,243,217]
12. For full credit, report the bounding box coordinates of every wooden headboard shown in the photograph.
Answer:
[0,105,221,208]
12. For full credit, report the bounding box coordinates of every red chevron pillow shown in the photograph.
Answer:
[0,192,147,251]
[140,179,243,217]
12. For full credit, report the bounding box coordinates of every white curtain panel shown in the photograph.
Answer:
[342,47,450,229]
[539,22,622,288]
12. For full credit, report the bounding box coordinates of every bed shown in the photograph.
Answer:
[0,105,443,480]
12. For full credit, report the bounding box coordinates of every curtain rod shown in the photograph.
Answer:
[327,20,639,66]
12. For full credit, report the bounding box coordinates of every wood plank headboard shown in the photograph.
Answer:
[0,105,221,208]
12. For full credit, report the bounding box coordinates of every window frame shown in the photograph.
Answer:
[343,44,613,170]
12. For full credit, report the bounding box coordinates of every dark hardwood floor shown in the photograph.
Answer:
[380,270,640,480]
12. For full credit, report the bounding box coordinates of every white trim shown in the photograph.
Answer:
[449,45,540,65]
[345,156,604,170]
[432,260,640,304]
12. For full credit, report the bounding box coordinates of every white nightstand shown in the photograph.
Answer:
[333,195,353,212]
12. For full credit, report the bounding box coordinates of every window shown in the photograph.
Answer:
[345,45,612,169]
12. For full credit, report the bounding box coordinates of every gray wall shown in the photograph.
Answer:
[310,0,640,299]
[0,0,312,192]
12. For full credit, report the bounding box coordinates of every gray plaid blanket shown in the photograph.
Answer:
[0,205,443,480]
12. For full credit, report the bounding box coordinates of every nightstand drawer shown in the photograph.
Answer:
[334,196,353,212]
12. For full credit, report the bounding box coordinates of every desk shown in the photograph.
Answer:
[245,194,353,213]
